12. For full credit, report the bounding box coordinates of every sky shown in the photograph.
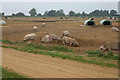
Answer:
[2,2,118,15]
[1,0,119,2]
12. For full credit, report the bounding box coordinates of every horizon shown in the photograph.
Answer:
[2,2,118,16]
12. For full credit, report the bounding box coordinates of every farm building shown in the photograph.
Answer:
[5,16,9,19]
[89,18,94,20]
[0,20,6,26]
[100,20,112,25]
[108,17,112,19]
[84,20,95,26]
[112,17,116,19]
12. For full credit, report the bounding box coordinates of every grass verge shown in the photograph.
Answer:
[1,39,119,68]
[1,40,74,52]
[85,50,120,61]
[1,45,118,68]
[2,68,26,78]
[1,67,33,79]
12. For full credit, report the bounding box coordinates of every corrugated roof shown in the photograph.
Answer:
[100,20,112,25]
[84,20,95,26]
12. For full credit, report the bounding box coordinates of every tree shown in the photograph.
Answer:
[56,9,65,17]
[0,12,5,17]
[110,10,117,16]
[29,8,37,16]
[89,10,110,17]
[44,11,48,16]
[2,12,4,17]
[90,10,100,17]
[15,12,25,16]
[44,9,65,17]
[47,10,57,17]
[92,10,99,16]
[12,12,25,17]
[81,11,87,17]
[0,13,2,18]
[69,11,75,16]
[99,10,103,17]
[12,13,16,16]
[75,13,81,17]
[37,13,42,16]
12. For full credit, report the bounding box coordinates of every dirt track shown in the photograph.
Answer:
[2,47,118,78]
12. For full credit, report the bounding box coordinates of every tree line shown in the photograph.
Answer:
[0,8,118,17]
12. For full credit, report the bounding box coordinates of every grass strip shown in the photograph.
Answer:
[1,45,118,68]
[2,68,26,78]
[1,40,74,52]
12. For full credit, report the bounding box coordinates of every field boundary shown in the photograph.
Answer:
[12,19,78,22]
[1,39,119,68]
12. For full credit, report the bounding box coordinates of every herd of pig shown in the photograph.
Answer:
[23,24,119,53]
[24,30,79,47]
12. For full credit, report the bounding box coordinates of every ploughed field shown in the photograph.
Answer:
[2,17,118,52]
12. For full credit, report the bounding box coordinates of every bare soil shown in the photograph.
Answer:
[2,17,118,52]
[2,47,118,78]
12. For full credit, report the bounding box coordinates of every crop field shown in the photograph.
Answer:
[1,17,119,78]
